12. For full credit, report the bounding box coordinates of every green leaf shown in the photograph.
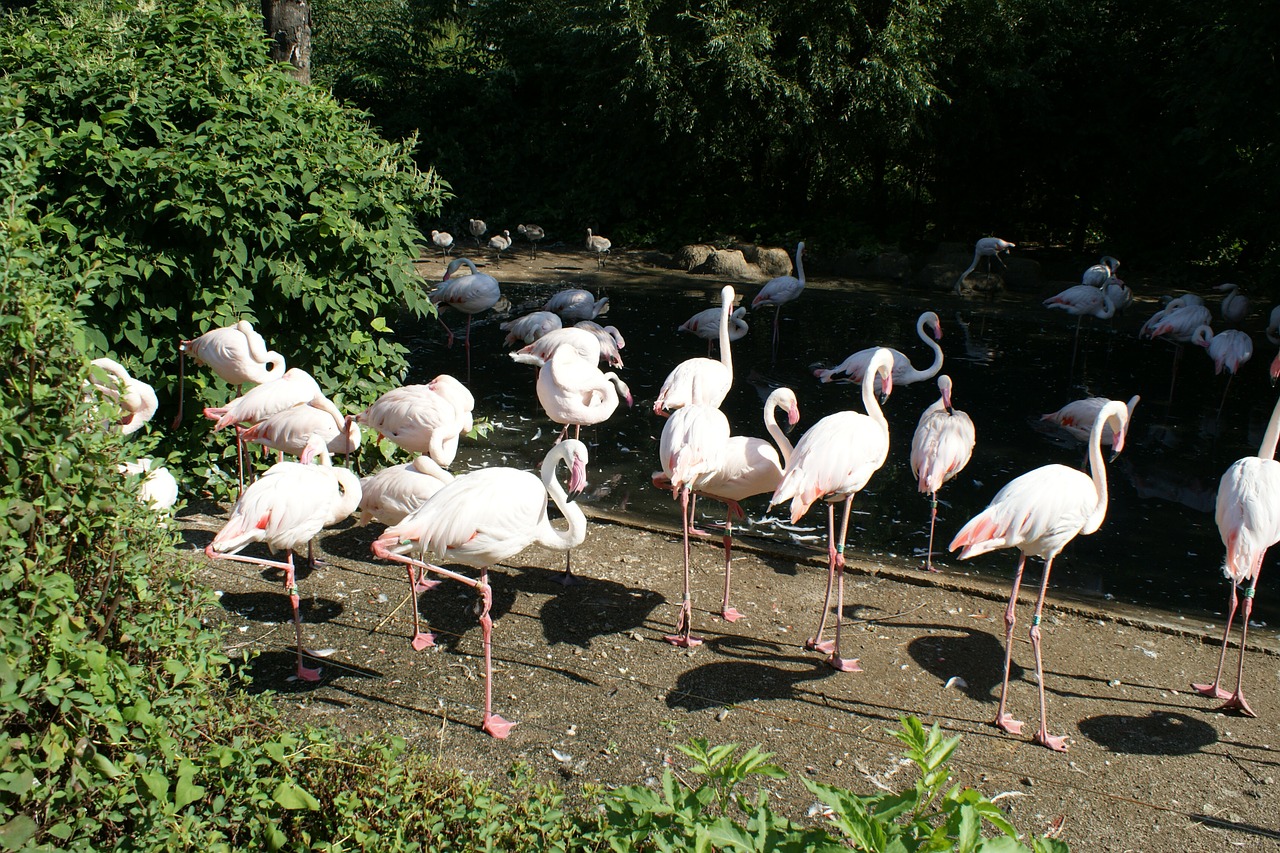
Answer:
[272,779,321,810]
[0,815,38,850]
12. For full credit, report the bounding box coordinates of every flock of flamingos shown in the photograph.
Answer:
[86,231,1280,750]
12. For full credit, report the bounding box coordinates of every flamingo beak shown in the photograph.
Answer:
[567,455,588,500]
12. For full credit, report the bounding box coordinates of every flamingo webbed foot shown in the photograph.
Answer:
[1216,693,1257,718]
[1034,729,1069,752]
[296,662,322,682]
[554,571,583,587]
[806,638,836,654]
[826,655,862,673]
[1191,681,1231,700]
[483,714,515,739]
[994,713,1024,735]
[664,633,704,648]
[720,606,742,623]
[412,578,441,594]
[411,631,437,651]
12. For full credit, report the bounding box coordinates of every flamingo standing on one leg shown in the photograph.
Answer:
[430,257,501,379]
[1043,283,1116,372]
[658,404,731,647]
[1192,391,1280,717]
[535,341,633,443]
[1198,327,1254,414]
[371,439,590,738]
[175,320,286,427]
[814,311,944,391]
[949,398,1135,751]
[910,375,976,572]
[655,285,736,415]
[205,435,362,682]
[350,375,474,467]
[680,304,749,357]
[751,242,805,354]
[770,348,897,671]
[954,237,1015,293]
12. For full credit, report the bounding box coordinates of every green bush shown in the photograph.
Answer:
[2,0,451,491]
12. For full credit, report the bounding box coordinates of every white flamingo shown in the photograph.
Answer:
[910,375,976,572]
[655,285,736,415]
[751,242,805,352]
[954,237,1015,292]
[814,311,944,392]
[586,229,611,268]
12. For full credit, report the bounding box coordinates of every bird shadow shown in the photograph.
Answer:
[232,650,383,696]
[503,565,664,649]
[219,590,344,626]
[404,570,519,654]
[1076,711,1218,756]
[667,657,831,712]
[905,624,1021,704]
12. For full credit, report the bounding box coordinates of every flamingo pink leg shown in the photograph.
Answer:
[924,492,940,572]
[666,488,704,647]
[994,554,1028,736]
[826,499,862,672]
[1028,556,1068,751]
[719,503,744,622]
[206,547,321,682]
[1193,581,1240,701]
[1196,578,1260,717]
[806,502,839,654]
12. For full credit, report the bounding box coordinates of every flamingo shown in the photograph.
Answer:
[488,229,512,263]
[654,286,736,415]
[770,348,897,671]
[1199,327,1254,414]
[204,368,339,491]
[586,228,611,268]
[1192,391,1280,716]
[468,218,486,246]
[500,311,563,347]
[517,223,545,258]
[658,404,731,647]
[679,304,749,356]
[511,326,607,369]
[371,439,590,738]
[654,388,799,622]
[175,320,286,426]
[535,342,633,442]
[910,375,976,572]
[1041,394,1140,446]
[1081,255,1120,288]
[120,458,179,512]
[542,288,609,322]
[1139,293,1207,338]
[88,357,159,435]
[350,375,474,467]
[430,257,501,378]
[751,241,805,352]
[1217,283,1249,326]
[954,237,1015,293]
[574,321,626,368]
[1266,306,1280,346]
[430,229,454,256]
[239,399,362,461]
[206,435,362,682]
[1143,302,1215,401]
[949,398,1134,752]
[814,310,944,392]
[1043,284,1116,363]
[356,456,454,527]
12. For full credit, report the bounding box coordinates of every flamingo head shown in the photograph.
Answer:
[938,375,954,414]
[925,312,943,340]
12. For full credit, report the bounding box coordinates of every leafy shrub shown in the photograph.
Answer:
[1,0,451,491]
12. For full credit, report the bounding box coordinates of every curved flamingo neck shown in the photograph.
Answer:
[717,287,735,378]
[861,352,892,434]
[914,314,944,381]
[763,392,795,467]
[540,445,588,550]
[1082,400,1127,535]
[1257,394,1280,460]
[794,242,806,285]
[331,467,363,520]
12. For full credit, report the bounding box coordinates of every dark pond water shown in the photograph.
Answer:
[402,265,1280,629]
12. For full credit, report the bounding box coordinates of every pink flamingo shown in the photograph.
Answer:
[658,404,731,646]
[371,439,590,738]
[356,456,454,527]
[1192,391,1280,716]
[350,375,474,467]
[1081,255,1120,288]
[1041,394,1140,446]
[500,311,562,347]
[655,388,799,622]
[574,321,626,368]
[910,375,976,572]
[88,357,159,435]
[751,242,805,352]
[511,326,606,369]
[1199,327,1254,413]
[120,458,179,512]
[770,348,897,671]
[535,341,633,442]
[1216,282,1249,326]
[206,435,362,682]
[204,368,339,492]
[542,288,609,322]
[1143,301,1215,401]
[430,257,501,378]
[239,399,362,461]
[949,398,1134,751]
[655,285,736,415]
[679,304,749,356]
[954,237,1015,293]
[814,311,944,392]
[175,320,286,426]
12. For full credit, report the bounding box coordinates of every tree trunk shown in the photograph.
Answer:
[262,0,311,84]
